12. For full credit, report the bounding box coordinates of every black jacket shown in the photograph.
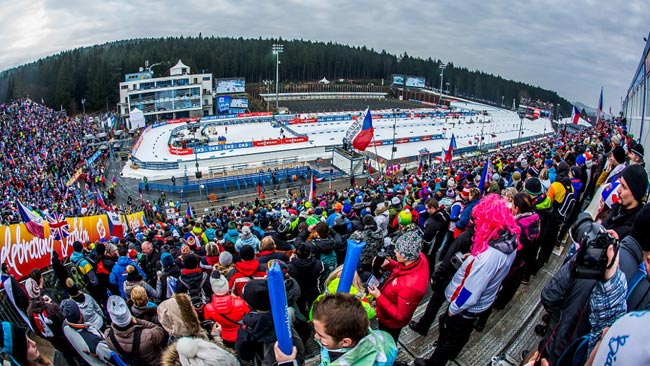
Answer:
[619,236,650,310]
[288,256,324,298]
[602,203,642,240]
[422,208,450,250]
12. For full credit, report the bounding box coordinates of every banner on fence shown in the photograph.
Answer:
[0,212,143,278]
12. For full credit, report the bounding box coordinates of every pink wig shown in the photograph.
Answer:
[471,194,521,256]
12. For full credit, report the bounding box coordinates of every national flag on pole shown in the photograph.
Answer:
[46,213,69,240]
[17,201,45,238]
[596,87,603,125]
[345,108,374,151]
[436,147,446,162]
[106,212,124,238]
[95,189,106,209]
[478,158,491,195]
[186,202,194,219]
[417,158,423,175]
[444,134,457,162]
[309,174,316,201]
[257,179,262,197]
[571,105,581,125]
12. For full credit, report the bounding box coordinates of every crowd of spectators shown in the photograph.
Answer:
[0,99,113,224]
[2,98,650,366]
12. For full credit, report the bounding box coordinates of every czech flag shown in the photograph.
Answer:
[350,108,374,151]
[571,105,581,125]
[106,212,124,238]
[18,200,45,239]
[309,174,316,201]
[477,158,491,195]
[445,134,457,162]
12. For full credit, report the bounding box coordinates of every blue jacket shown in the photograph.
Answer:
[109,256,146,298]
[456,198,479,230]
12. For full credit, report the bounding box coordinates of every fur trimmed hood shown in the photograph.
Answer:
[162,337,239,366]
[157,293,203,338]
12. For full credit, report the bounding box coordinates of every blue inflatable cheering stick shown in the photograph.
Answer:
[337,239,366,293]
[267,261,293,355]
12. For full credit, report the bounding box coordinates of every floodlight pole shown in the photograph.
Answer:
[439,63,446,99]
[272,44,284,110]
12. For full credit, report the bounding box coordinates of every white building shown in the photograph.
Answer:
[118,60,214,123]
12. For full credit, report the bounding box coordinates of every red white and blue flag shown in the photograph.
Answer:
[571,105,581,125]
[346,108,374,151]
[309,174,317,201]
[46,213,70,241]
[106,212,124,238]
[95,189,106,209]
[477,158,491,195]
[444,134,457,163]
[17,201,45,239]
[436,147,446,162]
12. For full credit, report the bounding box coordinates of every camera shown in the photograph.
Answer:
[569,213,618,280]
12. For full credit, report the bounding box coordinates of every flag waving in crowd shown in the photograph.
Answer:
[17,200,45,239]
[444,134,457,162]
[46,213,70,241]
[571,105,581,125]
[345,107,374,151]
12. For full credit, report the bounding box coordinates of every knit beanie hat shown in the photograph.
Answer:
[631,204,650,250]
[175,337,239,366]
[620,164,649,204]
[219,251,233,267]
[239,244,255,261]
[161,252,175,268]
[60,299,83,324]
[342,203,352,215]
[24,278,40,298]
[398,209,412,226]
[391,196,401,206]
[183,254,199,269]
[612,146,626,164]
[126,265,143,282]
[107,295,132,327]
[394,229,423,261]
[631,143,645,161]
[0,322,28,365]
[241,279,271,311]
[210,271,230,296]
[240,226,252,240]
[524,177,543,196]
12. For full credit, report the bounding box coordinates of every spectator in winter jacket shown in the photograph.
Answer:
[60,299,113,366]
[602,164,648,240]
[276,292,397,366]
[374,202,390,236]
[158,293,205,341]
[105,295,166,365]
[421,198,450,273]
[367,227,429,342]
[257,236,290,266]
[138,241,160,287]
[455,187,480,235]
[204,270,250,348]
[199,242,222,272]
[227,245,267,295]
[618,204,650,310]
[235,226,261,252]
[64,278,105,331]
[175,254,213,300]
[162,337,239,366]
[130,286,159,325]
[415,194,519,366]
[349,215,385,273]
[288,244,324,317]
[157,252,181,302]
[93,242,118,301]
[123,265,159,301]
[109,246,147,299]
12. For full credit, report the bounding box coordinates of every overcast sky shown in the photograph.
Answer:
[1,0,648,109]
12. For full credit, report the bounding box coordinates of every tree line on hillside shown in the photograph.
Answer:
[0,36,571,116]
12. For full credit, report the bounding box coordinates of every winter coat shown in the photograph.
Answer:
[456,198,479,230]
[374,211,390,237]
[161,337,239,366]
[110,256,147,298]
[257,250,290,267]
[123,278,158,301]
[200,255,220,271]
[224,228,240,245]
[131,302,159,324]
[263,230,292,251]
[422,208,450,251]
[104,318,166,365]
[320,328,397,366]
[138,250,161,286]
[63,323,113,366]
[445,230,518,315]
[540,257,596,365]
[619,236,650,310]
[227,259,267,295]
[288,256,324,303]
[158,264,181,302]
[175,268,213,299]
[70,293,105,331]
[235,234,261,252]
[350,226,385,271]
[204,294,250,343]
[376,253,429,328]
[602,203,642,240]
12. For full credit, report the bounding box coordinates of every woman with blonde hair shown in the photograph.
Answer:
[130,285,159,324]
[257,236,290,266]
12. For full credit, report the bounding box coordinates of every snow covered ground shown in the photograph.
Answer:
[124,101,554,180]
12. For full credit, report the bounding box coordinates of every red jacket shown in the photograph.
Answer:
[227,259,266,296]
[376,252,429,328]
[204,294,250,343]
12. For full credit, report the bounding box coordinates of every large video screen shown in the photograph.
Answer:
[230,98,248,109]
[217,96,231,113]
[216,78,245,94]
[392,74,405,85]
[405,76,426,88]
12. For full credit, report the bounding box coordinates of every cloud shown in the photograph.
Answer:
[0,0,648,107]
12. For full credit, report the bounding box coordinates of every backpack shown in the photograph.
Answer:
[72,256,99,288]
[554,184,576,223]
[178,273,208,311]
[108,327,142,366]
[320,252,337,278]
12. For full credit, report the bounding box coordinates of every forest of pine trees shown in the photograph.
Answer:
[0,36,570,116]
